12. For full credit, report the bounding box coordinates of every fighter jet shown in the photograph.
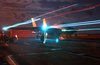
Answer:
[4,18,76,43]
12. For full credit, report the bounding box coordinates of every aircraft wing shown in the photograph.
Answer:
[7,26,76,35]
[8,26,76,32]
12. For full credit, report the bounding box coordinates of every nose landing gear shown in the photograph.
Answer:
[40,32,47,44]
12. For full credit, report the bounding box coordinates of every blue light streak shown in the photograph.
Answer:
[50,20,100,28]
[61,28,100,32]
[2,18,41,30]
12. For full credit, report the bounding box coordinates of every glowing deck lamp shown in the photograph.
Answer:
[43,25,47,29]
[56,38,59,43]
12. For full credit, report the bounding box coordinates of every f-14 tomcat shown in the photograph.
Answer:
[5,18,76,43]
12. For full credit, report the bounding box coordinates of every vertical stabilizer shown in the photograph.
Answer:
[43,18,47,29]
[43,18,47,26]
[31,18,37,27]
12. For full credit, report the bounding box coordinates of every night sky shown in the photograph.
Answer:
[0,0,100,34]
